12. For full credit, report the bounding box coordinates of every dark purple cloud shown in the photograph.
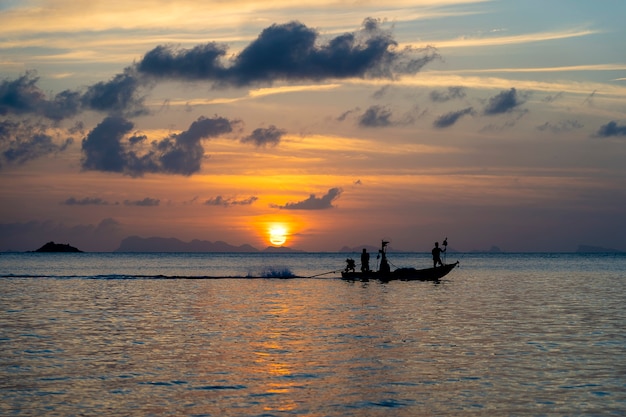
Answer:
[81,115,239,176]
[272,187,342,210]
[241,125,286,147]
[81,67,148,117]
[0,120,73,168]
[596,121,626,137]
[430,86,466,103]
[0,71,82,121]
[81,116,134,173]
[2,18,439,128]
[536,120,583,133]
[1,70,147,121]
[138,43,227,80]
[137,18,439,86]
[62,197,110,206]
[358,105,393,127]
[337,107,359,122]
[204,196,259,207]
[433,107,474,128]
[484,88,526,115]
[124,197,160,206]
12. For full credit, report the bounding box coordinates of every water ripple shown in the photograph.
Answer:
[1,254,625,416]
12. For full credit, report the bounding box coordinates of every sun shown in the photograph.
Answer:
[268,224,288,246]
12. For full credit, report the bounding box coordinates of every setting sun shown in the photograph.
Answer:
[269,225,288,246]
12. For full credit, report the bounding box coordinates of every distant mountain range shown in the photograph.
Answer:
[39,236,620,253]
[114,236,305,253]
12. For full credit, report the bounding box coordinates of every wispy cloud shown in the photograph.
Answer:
[433,107,474,128]
[249,84,341,98]
[124,197,160,206]
[443,64,626,74]
[62,197,110,206]
[148,84,342,107]
[205,195,259,207]
[393,73,626,97]
[0,1,490,36]
[423,28,599,49]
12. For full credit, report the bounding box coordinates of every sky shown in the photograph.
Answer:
[1,0,625,252]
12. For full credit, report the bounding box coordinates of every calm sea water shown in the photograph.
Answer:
[1,252,625,416]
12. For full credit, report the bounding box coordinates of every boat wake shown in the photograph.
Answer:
[1,271,301,280]
[246,266,297,278]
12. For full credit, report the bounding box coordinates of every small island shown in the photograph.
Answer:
[34,241,83,253]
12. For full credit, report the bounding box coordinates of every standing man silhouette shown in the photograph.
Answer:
[361,248,370,272]
[432,242,446,268]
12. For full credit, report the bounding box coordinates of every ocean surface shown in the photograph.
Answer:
[1,252,625,416]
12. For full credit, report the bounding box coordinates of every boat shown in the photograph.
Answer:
[341,240,459,282]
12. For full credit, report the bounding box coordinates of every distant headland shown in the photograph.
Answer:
[34,241,83,253]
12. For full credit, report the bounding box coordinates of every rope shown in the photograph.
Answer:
[306,269,341,278]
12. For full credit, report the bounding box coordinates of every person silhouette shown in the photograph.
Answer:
[360,248,370,272]
[432,241,446,268]
[345,258,356,273]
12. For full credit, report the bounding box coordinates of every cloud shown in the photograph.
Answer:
[137,18,439,86]
[596,121,626,137]
[0,71,82,121]
[582,90,597,106]
[433,107,474,128]
[372,85,391,100]
[137,43,228,81]
[337,107,359,122]
[483,88,526,115]
[430,86,466,102]
[81,67,148,117]
[124,197,160,206]
[536,120,583,133]
[542,92,564,103]
[2,19,439,123]
[204,195,259,207]
[1,70,147,121]
[1,120,73,168]
[62,197,110,205]
[81,116,135,173]
[358,105,393,127]
[272,187,342,210]
[241,125,286,147]
[81,115,238,176]
[158,116,237,175]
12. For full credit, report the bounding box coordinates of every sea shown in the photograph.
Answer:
[1,251,625,416]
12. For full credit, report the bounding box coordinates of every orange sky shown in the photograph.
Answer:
[1,1,625,252]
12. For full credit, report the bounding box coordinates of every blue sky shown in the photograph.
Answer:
[1,0,625,252]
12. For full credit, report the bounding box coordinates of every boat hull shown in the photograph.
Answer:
[341,261,458,282]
